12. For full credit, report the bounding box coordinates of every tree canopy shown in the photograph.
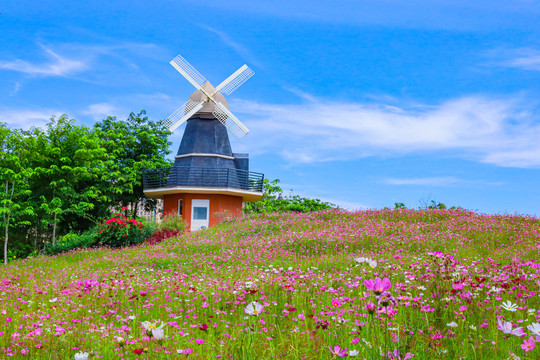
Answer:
[0,112,171,263]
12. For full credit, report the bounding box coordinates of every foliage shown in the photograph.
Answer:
[43,231,100,256]
[1,209,539,358]
[244,178,335,214]
[0,124,34,264]
[96,212,154,248]
[159,212,187,232]
[94,111,172,217]
[0,113,170,262]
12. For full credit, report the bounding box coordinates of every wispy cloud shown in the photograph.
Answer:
[383,176,464,186]
[0,45,87,76]
[80,103,121,122]
[488,47,540,71]
[1,108,63,130]
[197,25,262,68]
[382,176,505,187]
[231,94,540,168]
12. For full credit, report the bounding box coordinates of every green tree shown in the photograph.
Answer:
[27,115,111,238]
[94,110,171,217]
[0,124,34,264]
[243,179,336,214]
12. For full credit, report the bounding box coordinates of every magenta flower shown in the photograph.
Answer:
[521,336,536,352]
[328,345,348,357]
[364,277,391,294]
[497,319,526,337]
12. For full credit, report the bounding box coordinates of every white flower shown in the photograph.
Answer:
[446,321,458,327]
[490,286,502,293]
[348,349,359,356]
[74,352,89,360]
[142,320,165,336]
[128,315,136,320]
[527,323,540,336]
[114,336,125,344]
[49,297,58,303]
[501,300,518,312]
[244,301,264,316]
[354,257,368,263]
[469,325,477,331]
[368,260,377,268]
[417,286,426,291]
[507,353,521,360]
[152,328,165,340]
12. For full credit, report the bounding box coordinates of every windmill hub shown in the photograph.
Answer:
[188,81,229,118]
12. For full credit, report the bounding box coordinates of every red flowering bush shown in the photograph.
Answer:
[97,212,154,248]
[144,229,182,245]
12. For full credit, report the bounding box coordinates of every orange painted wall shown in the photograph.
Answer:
[163,193,243,230]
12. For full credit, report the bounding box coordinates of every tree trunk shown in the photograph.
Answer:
[3,217,8,266]
[3,180,14,265]
[52,212,57,247]
[132,202,138,218]
[34,223,38,253]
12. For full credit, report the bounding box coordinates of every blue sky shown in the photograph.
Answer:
[2,0,540,214]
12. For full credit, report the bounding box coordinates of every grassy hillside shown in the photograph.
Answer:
[1,209,540,359]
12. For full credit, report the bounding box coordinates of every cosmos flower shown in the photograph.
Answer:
[74,352,89,360]
[376,291,396,307]
[497,319,526,337]
[328,345,348,357]
[521,336,536,352]
[152,328,165,340]
[142,321,165,337]
[244,301,264,315]
[348,350,359,356]
[364,277,391,295]
[447,322,458,327]
[527,323,540,336]
[501,301,518,312]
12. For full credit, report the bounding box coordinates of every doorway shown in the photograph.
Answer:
[191,199,209,231]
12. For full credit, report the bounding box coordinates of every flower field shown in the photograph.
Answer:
[1,208,540,359]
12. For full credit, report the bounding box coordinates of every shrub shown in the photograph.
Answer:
[159,212,187,232]
[96,212,154,248]
[145,228,182,245]
[43,231,99,255]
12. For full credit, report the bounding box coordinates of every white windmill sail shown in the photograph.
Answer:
[166,54,253,139]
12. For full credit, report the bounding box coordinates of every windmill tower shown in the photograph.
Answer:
[143,55,264,231]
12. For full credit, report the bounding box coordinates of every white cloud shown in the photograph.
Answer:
[231,94,540,168]
[383,176,464,186]
[198,25,262,68]
[1,108,63,130]
[80,103,121,121]
[0,45,87,76]
[490,47,540,71]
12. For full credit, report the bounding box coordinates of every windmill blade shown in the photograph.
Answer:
[170,55,207,90]
[164,100,204,132]
[212,102,249,139]
[214,65,254,96]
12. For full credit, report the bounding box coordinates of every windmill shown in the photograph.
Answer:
[142,54,264,231]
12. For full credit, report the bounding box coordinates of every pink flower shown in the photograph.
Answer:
[328,345,348,357]
[365,302,377,314]
[497,319,526,337]
[332,298,342,307]
[452,282,464,291]
[521,336,536,352]
[195,338,205,345]
[364,277,391,294]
